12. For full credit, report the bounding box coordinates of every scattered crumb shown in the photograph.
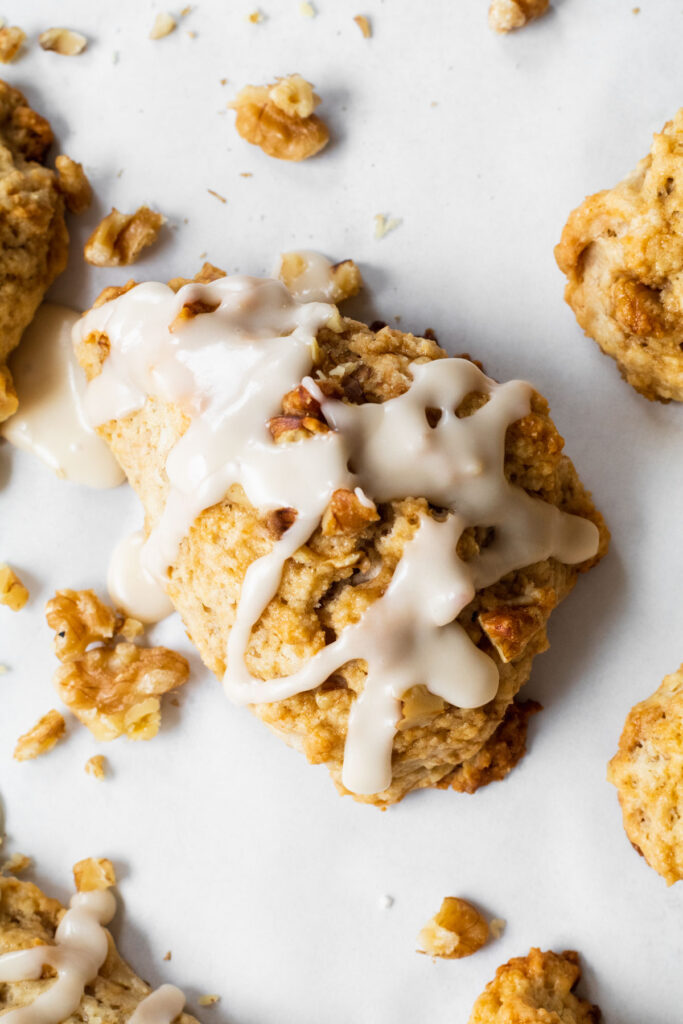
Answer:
[229,75,329,161]
[14,710,66,762]
[378,894,394,909]
[417,898,489,960]
[353,15,371,38]
[240,172,253,177]
[0,564,29,611]
[489,918,507,940]
[299,2,316,16]
[84,206,165,267]
[187,30,197,39]
[1,853,31,875]
[220,77,227,85]
[207,189,227,204]
[150,12,177,39]
[180,5,193,15]
[198,995,221,1007]
[163,951,172,961]
[247,10,265,23]
[0,26,25,62]
[73,857,116,892]
[39,27,87,55]
[112,50,120,64]
[488,0,549,33]
[0,665,7,675]
[374,213,402,239]
[632,6,640,11]
[55,155,92,214]
[85,754,107,780]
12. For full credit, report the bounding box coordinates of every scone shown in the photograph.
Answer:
[0,872,197,1022]
[73,267,608,807]
[607,665,683,885]
[468,948,601,1023]
[556,110,683,402]
[0,81,69,421]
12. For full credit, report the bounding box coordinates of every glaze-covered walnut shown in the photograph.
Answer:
[13,710,66,761]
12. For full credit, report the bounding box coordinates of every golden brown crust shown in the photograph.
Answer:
[607,664,683,885]
[448,699,542,794]
[556,110,683,401]
[468,948,601,1023]
[0,875,198,1022]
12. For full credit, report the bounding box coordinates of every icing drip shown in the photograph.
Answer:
[75,275,600,795]
[108,530,175,624]
[130,984,186,1023]
[276,250,343,302]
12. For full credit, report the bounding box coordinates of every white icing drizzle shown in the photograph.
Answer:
[0,889,185,1024]
[0,304,125,489]
[108,530,175,624]
[276,250,342,302]
[74,275,600,795]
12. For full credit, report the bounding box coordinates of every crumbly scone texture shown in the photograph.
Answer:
[556,109,683,402]
[0,876,198,1022]
[607,664,683,885]
[76,270,608,807]
[0,80,69,421]
[468,948,601,1023]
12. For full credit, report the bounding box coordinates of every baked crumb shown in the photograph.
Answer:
[84,206,165,267]
[489,918,506,939]
[0,563,29,610]
[14,710,66,761]
[198,994,220,1006]
[299,2,316,15]
[55,155,92,214]
[120,617,144,641]
[38,28,87,55]
[353,15,372,38]
[229,75,329,161]
[417,897,489,959]
[1,853,31,875]
[488,0,549,32]
[0,27,25,62]
[150,12,177,39]
[73,857,116,892]
[163,950,172,961]
[207,188,227,203]
[85,754,107,780]
[246,10,265,23]
[374,213,402,239]
[278,252,363,303]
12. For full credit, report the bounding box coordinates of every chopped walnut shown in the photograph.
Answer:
[149,12,177,39]
[14,710,66,762]
[278,252,363,304]
[229,76,329,161]
[84,206,165,267]
[198,995,221,1006]
[170,299,220,333]
[246,10,264,23]
[374,213,402,239]
[0,26,25,62]
[265,507,298,539]
[299,2,316,15]
[478,603,548,663]
[268,413,329,443]
[1,853,31,875]
[46,589,118,662]
[398,685,446,731]
[73,857,116,892]
[0,564,29,611]
[353,15,372,38]
[417,898,489,959]
[55,155,92,214]
[39,28,87,55]
[321,489,379,536]
[85,754,107,780]
[120,617,144,641]
[489,918,507,939]
[488,0,549,32]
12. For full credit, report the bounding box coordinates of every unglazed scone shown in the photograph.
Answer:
[74,267,608,807]
[468,948,601,1023]
[607,665,683,885]
[0,81,69,421]
[0,873,197,1022]
[556,111,683,402]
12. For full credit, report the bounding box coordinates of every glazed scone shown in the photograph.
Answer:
[0,81,69,421]
[0,873,197,1022]
[74,267,608,807]
[556,110,683,402]
[468,948,601,1023]
[607,665,683,885]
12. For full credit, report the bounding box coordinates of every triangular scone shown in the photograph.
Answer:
[0,874,198,1022]
[75,269,608,807]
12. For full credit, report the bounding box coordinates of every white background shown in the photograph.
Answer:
[1,1,683,1021]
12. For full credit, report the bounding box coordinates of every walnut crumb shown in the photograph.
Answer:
[163,951,172,961]
[229,75,329,161]
[247,10,264,23]
[85,754,107,780]
[14,710,66,762]
[417,898,489,959]
[489,918,507,939]
[198,995,220,1006]
[39,28,87,55]
[84,206,165,267]
[353,15,372,37]
[0,26,25,62]
[2,853,31,875]
[73,857,116,892]
[374,213,402,239]
[207,189,227,203]
[150,12,177,38]
[120,617,144,641]
[299,2,316,15]
[55,155,92,214]
[0,564,29,611]
[488,0,549,33]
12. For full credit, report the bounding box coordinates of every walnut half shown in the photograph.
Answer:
[229,75,329,161]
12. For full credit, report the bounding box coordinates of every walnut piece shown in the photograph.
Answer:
[1,853,31,875]
[229,76,329,161]
[170,299,220,333]
[353,15,372,38]
[398,685,447,731]
[73,857,116,892]
[85,754,107,780]
[84,206,165,267]
[321,488,379,536]
[268,413,330,443]
[55,155,92,214]
[14,710,66,762]
[278,252,363,304]
[0,26,25,62]
[417,898,489,959]
[150,12,177,39]
[0,564,29,611]
[478,603,548,663]
[39,28,87,55]
[198,995,221,1006]
[46,589,118,662]
[488,0,549,32]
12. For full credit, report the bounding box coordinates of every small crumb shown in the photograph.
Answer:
[0,564,29,611]
[55,155,92,214]
[417,897,489,960]
[240,172,253,177]
[0,26,25,62]
[14,710,66,762]
[489,918,507,939]
[198,995,221,1007]
[632,5,640,11]
[378,894,394,909]
[73,857,116,892]
[85,754,107,780]
[2,853,31,875]
[247,10,265,23]
[163,951,172,961]
[39,28,87,55]
[84,207,165,267]
[187,30,197,39]
[0,665,7,675]
[180,5,193,14]
[374,213,402,240]
[150,12,177,39]
[430,101,438,108]
[353,14,371,38]
[299,2,316,15]
[220,77,228,85]
[112,50,120,64]
[207,189,227,203]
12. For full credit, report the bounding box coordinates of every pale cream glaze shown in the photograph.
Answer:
[75,276,599,795]
[108,530,174,624]
[276,250,341,302]
[0,889,185,1024]
[0,304,124,489]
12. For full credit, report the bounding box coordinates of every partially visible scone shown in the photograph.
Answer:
[468,948,601,1023]
[556,110,683,401]
[607,665,683,885]
[0,81,69,421]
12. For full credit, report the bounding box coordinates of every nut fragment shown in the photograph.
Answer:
[85,754,107,780]
[321,489,379,536]
[73,857,116,892]
[1,853,31,875]
[353,15,372,38]
[149,12,177,39]
[39,28,87,55]
[84,206,165,267]
[398,685,447,731]
[46,589,118,662]
[374,213,402,239]
[0,564,29,611]
[268,413,329,443]
[278,252,363,304]
[198,995,221,1006]
[0,26,25,62]
[417,897,489,959]
[55,155,92,214]
[478,603,549,663]
[14,710,66,762]
[488,0,549,32]
[489,918,507,940]
[229,76,329,161]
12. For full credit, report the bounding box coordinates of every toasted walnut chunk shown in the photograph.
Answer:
[0,26,26,62]
[1,853,31,875]
[46,589,118,662]
[417,898,489,959]
[229,76,329,161]
[398,685,446,731]
[55,155,92,214]
[488,0,549,32]
[0,564,29,610]
[84,206,165,267]
[73,857,116,892]
[198,995,221,1007]
[150,12,177,39]
[353,15,371,37]
[85,754,107,780]
[14,710,66,761]
[39,28,87,55]
[321,489,379,536]
[478,603,549,663]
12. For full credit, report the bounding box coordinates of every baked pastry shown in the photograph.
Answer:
[468,948,600,1022]
[74,267,608,807]
[607,664,683,885]
[0,81,69,421]
[0,869,196,1022]
[556,110,683,402]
